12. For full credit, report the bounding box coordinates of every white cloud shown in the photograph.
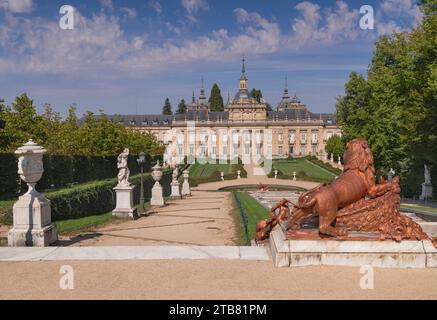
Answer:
[120,7,137,20]
[0,0,32,13]
[148,0,162,15]
[0,1,423,76]
[286,1,359,49]
[100,0,114,11]
[377,0,423,36]
[181,0,208,23]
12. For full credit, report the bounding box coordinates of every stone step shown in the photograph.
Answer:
[0,246,271,261]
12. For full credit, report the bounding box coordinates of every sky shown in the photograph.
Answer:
[0,0,423,117]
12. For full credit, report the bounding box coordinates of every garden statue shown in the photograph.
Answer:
[256,138,429,242]
[424,164,431,184]
[117,148,130,186]
[387,168,395,180]
[420,164,433,200]
[113,148,136,218]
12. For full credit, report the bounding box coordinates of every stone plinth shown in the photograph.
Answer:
[8,193,57,247]
[268,227,436,268]
[420,183,433,200]
[151,182,165,206]
[170,181,180,198]
[113,185,136,218]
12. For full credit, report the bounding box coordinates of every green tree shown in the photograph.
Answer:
[162,98,172,115]
[1,93,40,151]
[208,83,224,111]
[251,88,263,103]
[325,135,345,159]
[335,0,437,196]
[176,99,187,114]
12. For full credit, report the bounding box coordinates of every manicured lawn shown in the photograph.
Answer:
[55,212,114,234]
[273,158,335,182]
[189,162,235,179]
[401,204,437,214]
[233,191,271,244]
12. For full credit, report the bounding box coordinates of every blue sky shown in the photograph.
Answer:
[0,0,422,116]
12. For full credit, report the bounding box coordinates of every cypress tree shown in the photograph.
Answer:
[176,99,187,114]
[208,83,224,112]
[162,98,172,115]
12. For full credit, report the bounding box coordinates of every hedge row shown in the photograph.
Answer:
[0,171,172,225]
[188,163,247,187]
[0,153,161,198]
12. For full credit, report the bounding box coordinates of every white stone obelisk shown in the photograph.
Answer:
[151,161,165,206]
[8,140,57,247]
[181,170,191,196]
[113,148,136,219]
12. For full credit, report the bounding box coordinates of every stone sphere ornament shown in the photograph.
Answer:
[15,139,46,195]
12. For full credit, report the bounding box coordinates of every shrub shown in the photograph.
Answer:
[0,171,172,225]
[0,153,158,199]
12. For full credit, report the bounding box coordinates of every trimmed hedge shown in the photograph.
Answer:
[0,153,161,198]
[188,162,247,187]
[0,171,172,225]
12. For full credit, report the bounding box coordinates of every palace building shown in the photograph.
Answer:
[110,58,341,164]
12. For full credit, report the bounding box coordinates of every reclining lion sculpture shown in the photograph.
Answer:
[256,138,428,242]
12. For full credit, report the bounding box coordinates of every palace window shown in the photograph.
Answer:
[312,130,318,144]
[288,130,295,144]
[278,146,283,156]
[300,131,307,144]
[300,146,306,156]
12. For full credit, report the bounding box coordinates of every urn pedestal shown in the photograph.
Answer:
[8,193,57,247]
[170,181,181,198]
[8,140,58,247]
[113,185,136,219]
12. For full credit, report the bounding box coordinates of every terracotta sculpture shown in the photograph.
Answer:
[256,138,428,242]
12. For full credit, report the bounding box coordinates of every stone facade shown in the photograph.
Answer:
[104,59,341,164]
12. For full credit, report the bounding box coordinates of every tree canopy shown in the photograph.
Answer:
[335,0,437,196]
[176,99,187,114]
[0,93,163,157]
[162,98,172,115]
[251,88,263,103]
[208,83,224,112]
[325,135,345,158]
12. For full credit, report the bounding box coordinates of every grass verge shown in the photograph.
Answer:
[232,191,271,245]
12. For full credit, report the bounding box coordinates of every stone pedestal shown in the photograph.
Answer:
[8,193,57,247]
[151,182,165,206]
[170,181,180,198]
[420,183,433,200]
[113,185,136,218]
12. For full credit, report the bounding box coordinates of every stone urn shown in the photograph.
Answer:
[8,139,58,247]
[152,161,163,184]
[150,161,164,206]
[15,139,46,195]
